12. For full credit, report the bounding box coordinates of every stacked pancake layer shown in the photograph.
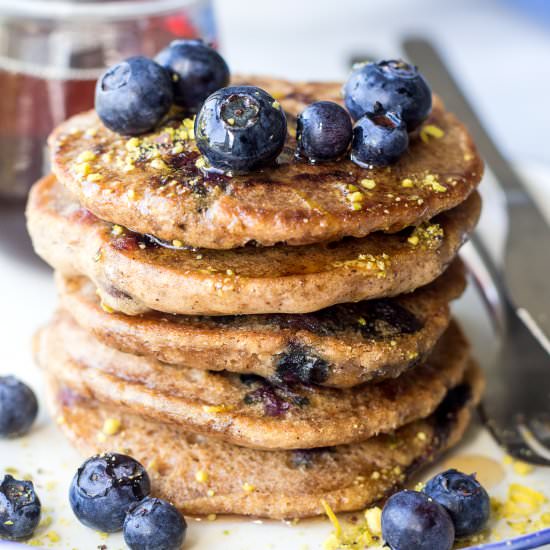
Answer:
[27,77,484,519]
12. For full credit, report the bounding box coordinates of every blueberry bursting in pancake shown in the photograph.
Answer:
[37,316,471,451]
[55,259,465,388]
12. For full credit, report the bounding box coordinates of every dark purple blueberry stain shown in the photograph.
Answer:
[268,299,422,340]
[274,343,329,385]
[58,387,83,408]
[103,285,133,300]
[241,375,309,417]
[290,447,333,469]
[433,383,472,443]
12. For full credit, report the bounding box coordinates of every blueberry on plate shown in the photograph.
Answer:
[0,376,38,438]
[194,85,287,172]
[343,59,432,130]
[424,469,490,537]
[0,475,41,540]
[296,101,352,162]
[381,490,455,550]
[95,56,173,136]
[69,453,151,532]
[351,110,409,167]
[155,39,230,113]
[123,497,187,550]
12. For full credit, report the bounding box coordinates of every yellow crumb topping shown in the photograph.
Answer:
[360,178,376,190]
[364,507,382,536]
[419,124,445,143]
[100,301,114,314]
[422,174,447,193]
[243,482,256,493]
[407,223,444,250]
[76,150,96,163]
[102,418,121,436]
[332,253,390,279]
[347,191,364,203]
[322,501,381,550]
[195,470,209,483]
[46,531,61,543]
[504,455,535,476]
[202,404,235,414]
[74,161,92,177]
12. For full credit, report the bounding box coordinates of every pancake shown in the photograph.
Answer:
[55,259,465,389]
[27,175,480,316]
[48,77,483,249]
[46,363,484,519]
[37,315,470,450]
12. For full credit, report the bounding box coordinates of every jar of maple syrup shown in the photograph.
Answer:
[0,0,217,200]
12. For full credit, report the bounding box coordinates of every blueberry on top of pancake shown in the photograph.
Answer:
[49,77,483,249]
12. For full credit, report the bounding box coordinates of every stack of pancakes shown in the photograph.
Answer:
[27,77,484,520]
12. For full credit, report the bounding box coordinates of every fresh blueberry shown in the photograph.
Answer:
[296,101,352,162]
[0,376,38,438]
[194,85,287,172]
[343,59,432,130]
[123,497,187,550]
[69,453,151,532]
[0,475,41,540]
[351,110,409,167]
[424,469,490,537]
[155,39,230,113]
[95,56,173,135]
[381,490,455,550]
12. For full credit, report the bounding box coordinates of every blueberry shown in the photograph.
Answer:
[0,475,41,540]
[381,490,454,550]
[351,110,409,167]
[95,56,173,135]
[155,39,230,113]
[424,469,490,537]
[69,453,151,532]
[123,497,187,550]
[0,376,38,438]
[343,59,432,130]
[296,101,352,162]
[275,343,329,385]
[194,85,287,172]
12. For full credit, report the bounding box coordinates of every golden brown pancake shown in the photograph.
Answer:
[27,175,480,315]
[46,362,483,519]
[48,77,483,249]
[37,315,470,450]
[55,260,465,388]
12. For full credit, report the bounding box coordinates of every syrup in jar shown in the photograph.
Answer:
[0,0,217,200]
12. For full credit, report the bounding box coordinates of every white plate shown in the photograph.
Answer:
[0,164,549,549]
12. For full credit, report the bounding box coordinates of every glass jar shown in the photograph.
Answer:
[0,0,217,200]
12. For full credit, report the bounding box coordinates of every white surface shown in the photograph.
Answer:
[0,165,548,549]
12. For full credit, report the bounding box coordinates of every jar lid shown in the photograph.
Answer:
[0,0,200,21]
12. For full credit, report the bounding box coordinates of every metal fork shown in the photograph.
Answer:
[402,38,550,466]
[464,235,550,466]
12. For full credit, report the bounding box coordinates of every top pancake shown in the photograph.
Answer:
[49,77,483,250]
